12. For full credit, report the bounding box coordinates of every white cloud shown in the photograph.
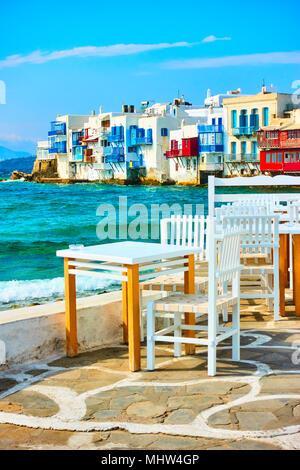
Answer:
[164,51,300,69]
[202,35,231,43]
[0,42,196,69]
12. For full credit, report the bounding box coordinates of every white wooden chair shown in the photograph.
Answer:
[139,215,208,341]
[208,175,300,217]
[218,213,280,321]
[146,217,242,376]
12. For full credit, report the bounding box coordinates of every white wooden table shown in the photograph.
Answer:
[57,241,197,371]
[279,224,300,317]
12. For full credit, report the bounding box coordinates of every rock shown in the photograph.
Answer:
[126,401,166,418]
[164,409,196,424]
[293,404,300,417]
[10,171,33,181]
[208,411,231,426]
[93,410,120,420]
[236,411,277,430]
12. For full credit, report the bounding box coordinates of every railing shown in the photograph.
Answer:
[108,133,124,143]
[49,142,67,154]
[105,147,125,163]
[224,153,259,162]
[48,122,66,137]
[232,127,255,136]
[131,136,153,145]
[198,124,223,133]
[166,148,198,158]
[199,144,224,152]
[199,154,223,171]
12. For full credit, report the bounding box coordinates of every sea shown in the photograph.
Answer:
[0,177,298,311]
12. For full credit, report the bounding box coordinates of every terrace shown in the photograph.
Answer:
[0,294,299,450]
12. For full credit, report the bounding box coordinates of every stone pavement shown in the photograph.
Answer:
[0,318,300,450]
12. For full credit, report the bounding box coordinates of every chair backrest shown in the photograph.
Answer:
[207,216,242,302]
[160,214,207,261]
[219,213,279,257]
[288,202,300,224]
[217,204,268,218]
[208,175,300,216]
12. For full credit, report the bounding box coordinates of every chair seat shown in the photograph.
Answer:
[140,275,208,292]
[153,293,238,314]
[242,264,274,274]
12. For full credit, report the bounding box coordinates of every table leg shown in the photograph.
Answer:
[279,234,289,317]
[184,254,196,355]
[122,266,128,344]
[127,264,141,371]
[293,235,300,317]
[64,258,78,357]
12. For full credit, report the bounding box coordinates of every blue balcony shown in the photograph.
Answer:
[232,126,255,136]
[199,144,224,152]
[128,127,153,146]
[48,141,67,154]
[48,122,66,137]
[198,124,223,133]
[108,126,124,143]
[72,131,84,146]
[72,145,86,161]
[106,147,125,163]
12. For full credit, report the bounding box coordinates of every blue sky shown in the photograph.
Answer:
[0,0,299,153]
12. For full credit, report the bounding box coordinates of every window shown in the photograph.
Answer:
[284,152,290,163]
[263,107,269,126]
[193,158,197,171]
[241,142,247,155]
[186,159,191,171]
[231,110,237,128]
[266,153,271,163]
[231,142,236,156]
[161,128,168,137]
[272,153,277,163]
[278,153,283,163]
[175,163,178,171]
[239,110,248,129]
[252,142,257,156]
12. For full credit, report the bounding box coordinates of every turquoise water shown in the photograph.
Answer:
[0,180,210,309]
[1,180,299,310]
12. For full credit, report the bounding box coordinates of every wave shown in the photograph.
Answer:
[0,276,119,305]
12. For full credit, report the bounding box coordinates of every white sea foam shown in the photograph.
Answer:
[0,276,118,305]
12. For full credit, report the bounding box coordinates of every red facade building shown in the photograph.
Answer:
[258,126,300,174]
[166,137,198,158]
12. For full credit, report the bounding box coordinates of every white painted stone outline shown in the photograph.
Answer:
[0,330,300,449]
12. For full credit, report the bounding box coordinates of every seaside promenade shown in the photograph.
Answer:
[0,296,300,450]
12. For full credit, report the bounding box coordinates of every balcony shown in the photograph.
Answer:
[48,122,66,137]
[105,148,125,163]
[128,128,153,146]
[199,154,223,172]
[199,144,224,152]
[166,148,197,158]
[108,126,124,143]
[225,153,259,163]
[48,141,67,154]
[198,124,223,133]
[232,127,255,136]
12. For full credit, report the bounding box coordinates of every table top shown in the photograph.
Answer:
[57,241,199,265]
[279,223,300,235]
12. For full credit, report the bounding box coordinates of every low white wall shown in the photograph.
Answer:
[0,291,125,367]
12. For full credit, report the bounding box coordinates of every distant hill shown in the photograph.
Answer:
[0,146,31,161]
[0,156,35,178]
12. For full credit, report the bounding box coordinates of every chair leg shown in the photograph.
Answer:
[222,281,228,322]
[174,312,182,357]
[273,267,280,322]
[232,302,240,362]
[146,302,155,371]
[208,309,217,377]
[266,274,273,311]
[139,290,145,343]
